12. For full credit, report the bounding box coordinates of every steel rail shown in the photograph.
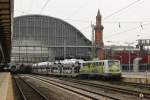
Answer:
[117,81,150,88]
[27,75,121,100]
[13,75,48,100]
[59,78,150,99]
[13,75,27,100]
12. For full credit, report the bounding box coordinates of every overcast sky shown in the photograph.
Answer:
[14,0,150,46]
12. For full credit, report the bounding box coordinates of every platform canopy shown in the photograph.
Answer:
[0,0,13,63]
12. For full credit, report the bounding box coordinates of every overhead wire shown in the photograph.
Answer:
[65,0,88,19]
[105,22,150,39]
[103,0,141,20]
[80,25,91,30]
[14,10,150,24]
[39,0,51,14]
[26,0,34,14]
[14,10,31,14]
[13,10,150,25]
[63,19,90,23]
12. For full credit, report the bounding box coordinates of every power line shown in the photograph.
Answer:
[14,10,31,14]
[80,25,91,30]
[104,0,141,20]
[14,10,150,24]
[105,22,150,39]
[13,10,150,24]
[64,19,150,24]
[64,19,90,23]
[66,0,88,19]
[40,0,51,14]
[103,20,150,24]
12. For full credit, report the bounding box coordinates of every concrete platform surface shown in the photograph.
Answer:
[122,72,150,84]
[0,72,14,100]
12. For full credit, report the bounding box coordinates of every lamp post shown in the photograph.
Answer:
[124,42,136,72]
[146,50,149,87]
[119,56,123,71]
[118,55,122,65]
[129,47,131,72]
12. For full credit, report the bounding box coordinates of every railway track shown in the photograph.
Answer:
[27,74,150,99]
[13,75,48,100]
[47,75,150,90]
[126,82,150,88]
[61,78,150,98]
[23,74,121,100]
[57,78,150,98]
[102,81,150,90]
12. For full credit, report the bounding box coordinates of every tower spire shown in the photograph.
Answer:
[96,9,102,26]
[97,9,101,16]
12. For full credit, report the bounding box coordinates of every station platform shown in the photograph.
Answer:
[0,72,14,100]
[122,72,150,84]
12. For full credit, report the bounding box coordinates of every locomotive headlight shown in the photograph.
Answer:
[109,65,120,72]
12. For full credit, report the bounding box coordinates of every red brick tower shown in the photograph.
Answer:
[95,9,104,60]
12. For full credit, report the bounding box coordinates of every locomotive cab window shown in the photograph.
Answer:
[108,60,120,67]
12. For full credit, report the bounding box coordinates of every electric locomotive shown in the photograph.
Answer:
[79,59,121,78]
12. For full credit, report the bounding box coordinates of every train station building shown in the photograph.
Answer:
[11,15,92,63]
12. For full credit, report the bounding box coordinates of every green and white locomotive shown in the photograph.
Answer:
[79,60,121,78]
